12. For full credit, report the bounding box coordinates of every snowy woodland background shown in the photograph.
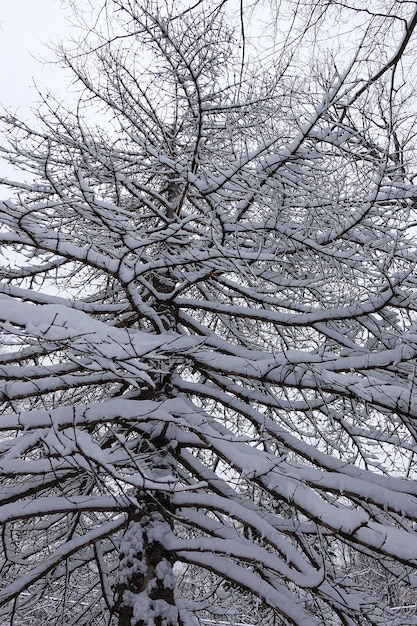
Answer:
[1,0,417,624]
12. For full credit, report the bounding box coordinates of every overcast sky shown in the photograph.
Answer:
[0,1,74,195]
[0,1,73,113]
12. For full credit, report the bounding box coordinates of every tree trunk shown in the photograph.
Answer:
[115,145,184,626]
[115,493,182,626]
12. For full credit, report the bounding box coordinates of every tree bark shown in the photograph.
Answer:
[115,493,182,626]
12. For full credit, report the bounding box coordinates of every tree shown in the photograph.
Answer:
[1,0,417,624]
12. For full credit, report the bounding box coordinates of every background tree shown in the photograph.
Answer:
[1,1,417,624]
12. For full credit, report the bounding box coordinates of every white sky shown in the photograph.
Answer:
[0,0,72,113]
[0,1,74,196]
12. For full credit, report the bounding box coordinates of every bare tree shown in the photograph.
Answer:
[1,1,417,624]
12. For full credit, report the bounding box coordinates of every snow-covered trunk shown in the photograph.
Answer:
[114,348,180,625]
[115,175,182,625]
[115,493,182,626]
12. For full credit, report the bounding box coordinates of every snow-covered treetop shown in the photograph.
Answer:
[1,1,417,624]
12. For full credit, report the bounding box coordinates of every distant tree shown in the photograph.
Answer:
[1,1,417,624]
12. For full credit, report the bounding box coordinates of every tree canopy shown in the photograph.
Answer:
[1,1,417,624]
